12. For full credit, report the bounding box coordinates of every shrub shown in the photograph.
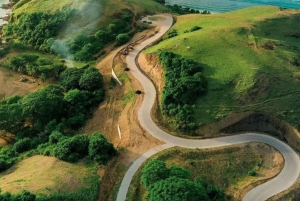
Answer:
[13,137,31,153]
[88,132,116,165]
[141,160,169,188]
[49,131,63,144]
[248,169,257,176]
[116,33,130,46]
[190,26,202,32]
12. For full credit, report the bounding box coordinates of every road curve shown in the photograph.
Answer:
[116,15,300,201]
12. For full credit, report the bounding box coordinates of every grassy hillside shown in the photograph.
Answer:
[0,155,97,195]
[146,6,300,128]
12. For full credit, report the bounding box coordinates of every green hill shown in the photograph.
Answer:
[146,6,300,128]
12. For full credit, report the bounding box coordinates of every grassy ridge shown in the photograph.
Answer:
[146,6,300,127]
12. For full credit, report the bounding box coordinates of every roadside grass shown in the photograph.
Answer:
[145,6,300,128]
[114,64,136,108]
[126,143,282,201]
[0,155,98,195]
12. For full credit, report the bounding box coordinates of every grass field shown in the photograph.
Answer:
[126,142,282,201]
[145,6,300,128]
[0,155,97,195]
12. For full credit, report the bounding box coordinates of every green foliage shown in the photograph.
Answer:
[49,131,63,144]
[4,10,73,50]
[13,137,31,153]
[169,165,191,179]
[158,51,207,131]
[21,85,64,126]
[53,134,89,163]
[190,26,202,32]
[167,29,178,38]
[116,33,130,46]
[60,68,84,91]
[88,132,117,165]
[141,160,169,188]
[147,177,209,201]
[141,160,225,201]
[79,67,103,91]
[3,54,66,79]
[248,169,257,176]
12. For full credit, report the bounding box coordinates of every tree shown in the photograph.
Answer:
[141,160,169,188]
[53,134,89,162]
[79,67,103,91]
[21,85,64,126]
[0,103,24,134]
[13,138,31,153]
[60,68,84,91]
[64,89,89,116]
[88,132,116,164]
[147,177,209,201]
[116,33,130,46]
[95,30,109,44]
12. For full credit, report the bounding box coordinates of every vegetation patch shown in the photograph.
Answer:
[158,51,207,132]
[127,143,282,201]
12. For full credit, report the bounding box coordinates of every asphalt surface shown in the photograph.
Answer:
[116,15,300,201]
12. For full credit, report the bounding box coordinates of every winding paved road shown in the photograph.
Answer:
[116,15,300,201]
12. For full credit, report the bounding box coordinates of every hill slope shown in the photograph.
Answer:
[12,0,172,35]
[146,6,300,129]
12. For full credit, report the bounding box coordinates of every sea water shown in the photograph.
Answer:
[0,0,10,25]
[167,0,300,13]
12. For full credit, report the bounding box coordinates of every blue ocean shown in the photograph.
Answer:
[167,0,300,13]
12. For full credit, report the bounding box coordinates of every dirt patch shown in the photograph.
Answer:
[0,67,45,100]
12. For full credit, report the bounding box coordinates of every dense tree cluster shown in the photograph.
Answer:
[158,51,207,131]
[3,11,73,50]
[141,160,225,201]
[37,132,116,164]
[3,53,66,79]
[0,66,107,171]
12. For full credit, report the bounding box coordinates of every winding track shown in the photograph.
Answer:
[116,15,300,201]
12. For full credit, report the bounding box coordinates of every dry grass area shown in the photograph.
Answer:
[0,155,94,195]
[0,67,45,101]
[126,142,284,201]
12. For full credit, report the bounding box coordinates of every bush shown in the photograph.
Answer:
[49,131,63,144]
[88,132,116,165]
[190,26,202,32]
[116,33,130,46]
[13,137,31,153]
[60,68,84,91]
[248,169,257,176]
[53,134,89,163]
[141,160,169,188]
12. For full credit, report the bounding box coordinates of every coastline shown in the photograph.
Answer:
[166,0,300,13]
[0,0,12,27]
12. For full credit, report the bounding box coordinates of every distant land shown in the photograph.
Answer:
[167,0,300,12]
